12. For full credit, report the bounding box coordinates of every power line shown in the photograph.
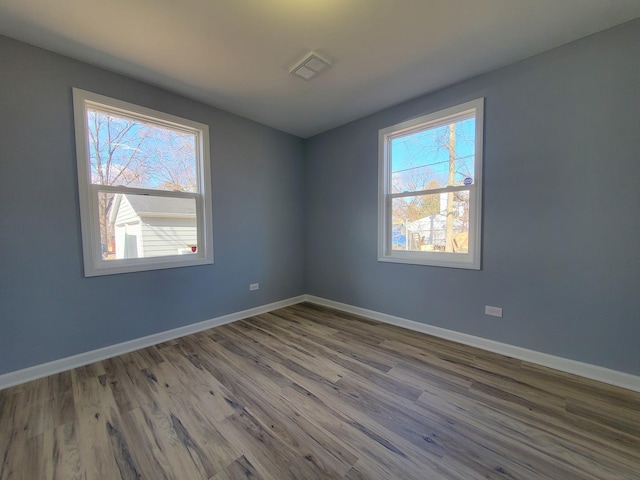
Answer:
[392,154,474,174]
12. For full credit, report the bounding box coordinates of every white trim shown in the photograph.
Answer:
[3,294,638,394]
[0,295,305,391]
[72,87,214,277]
[378,98,484,270]
[304,295,640,393]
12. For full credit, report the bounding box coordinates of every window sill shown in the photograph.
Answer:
[84,255,213,277]
[378,252,480,270]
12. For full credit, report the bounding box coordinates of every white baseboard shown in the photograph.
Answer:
[3,293,638,393]
[304,295,640,393]
[0,295,306,390]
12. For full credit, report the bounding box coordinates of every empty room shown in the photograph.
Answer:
[1,1,639,479]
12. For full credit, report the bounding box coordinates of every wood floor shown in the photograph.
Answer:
[1,303,639,480]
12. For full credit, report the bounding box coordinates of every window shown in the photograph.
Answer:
[73,88,213,276]
[378,98,484,269]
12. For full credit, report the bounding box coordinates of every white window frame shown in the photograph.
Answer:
[378,98,484,269]
[73,88,214,277]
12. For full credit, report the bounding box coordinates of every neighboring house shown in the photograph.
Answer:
[405,192,467,252]
[109,194,197,259]
[406,215,467,251]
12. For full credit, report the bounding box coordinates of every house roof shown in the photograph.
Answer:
[1,1,639,137]
[118,194,196,218]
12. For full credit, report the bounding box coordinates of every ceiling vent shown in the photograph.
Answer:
[289,51,332,80]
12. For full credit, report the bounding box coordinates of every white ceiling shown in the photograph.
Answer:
[1,1,639,138]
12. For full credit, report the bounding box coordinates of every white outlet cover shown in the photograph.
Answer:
[485,305,503,317]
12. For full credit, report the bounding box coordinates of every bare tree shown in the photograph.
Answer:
[392,179,441,224]
[147,129,197,192]
[390,119,474,251]
[87,110,197,255]
[445,123,456,252]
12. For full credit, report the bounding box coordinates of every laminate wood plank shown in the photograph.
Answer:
[565,396,640,436]
[12,372,76,439]
[279,382,446,479]
[71,366,133,479]
[249,313,397,375]
[521,362,640,408]
[204,324,443,478]
[415,386,631,480]
[211,455,262,480]
[184,331,363,478]
[101,356,146,413]
[252,314,396,372]
[125,345,165,371]
[0,392,40,480]
[127,402,210,479]
[236,319,424,403]
[7,433,46,480]
[0,393,13,478]
[41,422,82,480]
[465,379,640,460]
[1,303,639,479]
[218,408,329,480]
[227,321,350,383]
[197,350,359,478]
[145,363,241,472]
[19,378,54,438]
[248,346,448,474]
[298,303,475,360]
[245,310,640,478]
[109,407,175,480]
[156,347,237,423]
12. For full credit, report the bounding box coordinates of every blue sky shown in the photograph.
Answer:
[88,109,196,191]
[391,117,475,191]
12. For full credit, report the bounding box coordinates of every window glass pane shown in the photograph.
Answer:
[87,108,197,192]
[391,117,475,194]
[392,191,470,253]
[99,192,197,260]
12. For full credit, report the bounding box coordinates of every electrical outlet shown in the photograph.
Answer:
[249,283,259,291]
[485,305,503,317]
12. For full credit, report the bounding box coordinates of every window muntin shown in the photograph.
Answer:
[378,98,483,269]
[74,88,213,276]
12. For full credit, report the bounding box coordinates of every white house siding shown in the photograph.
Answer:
[140,216,197,257]
[406,192,468,250]
[113,196,143,259]
[113,196,139,225]
[115,222,143,258]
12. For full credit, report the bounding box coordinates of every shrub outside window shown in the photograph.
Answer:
[73,88,213,276]
[378,98,484,269]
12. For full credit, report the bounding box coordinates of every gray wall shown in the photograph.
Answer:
[0,35,305,375]
[2,20,639,379]
[305,20,640,375]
